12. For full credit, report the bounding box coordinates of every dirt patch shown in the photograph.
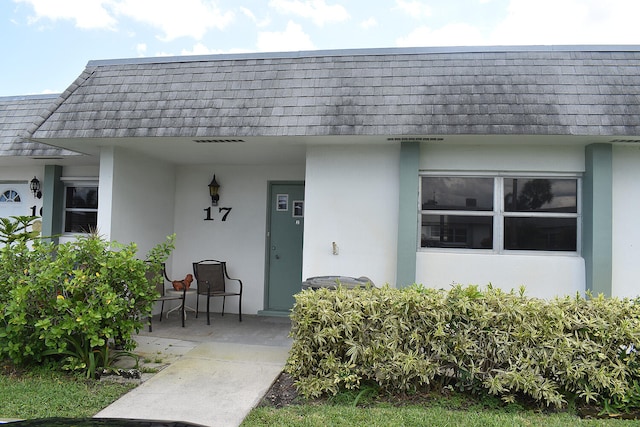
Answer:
[259,372,300,408]
[0,360,26,378]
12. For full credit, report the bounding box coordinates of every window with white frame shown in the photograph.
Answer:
[64,185,98,233]
[420,175,579,252]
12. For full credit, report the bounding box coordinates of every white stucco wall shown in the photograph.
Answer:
[99,147,176,256]
[612,145,640,298]
[303,143,400,286]
[95,147,177,316]
[171,163,305,315]
[417,141,587,298]
[417,252,585,298]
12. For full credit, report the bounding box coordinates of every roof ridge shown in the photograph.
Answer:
[86,44,640,67]
[21,67,97,141]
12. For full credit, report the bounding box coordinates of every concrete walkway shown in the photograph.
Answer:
[95,314,292,427]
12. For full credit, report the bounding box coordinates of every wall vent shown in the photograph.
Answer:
[387,137,444,142]
[610,139,640,143]
[193,139,245,143]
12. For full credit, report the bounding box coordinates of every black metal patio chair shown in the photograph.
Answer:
[145,262,186,331]
[192,259,243,325]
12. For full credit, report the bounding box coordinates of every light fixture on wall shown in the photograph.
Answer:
[208,174,220,206]
[30,176,42,199]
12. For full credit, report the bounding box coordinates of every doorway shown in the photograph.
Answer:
[264,182,304,314]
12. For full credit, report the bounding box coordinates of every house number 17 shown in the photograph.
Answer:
[204,207,232,221]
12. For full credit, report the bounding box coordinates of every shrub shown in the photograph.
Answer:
[286,284,640,411]
[0,216,174,378]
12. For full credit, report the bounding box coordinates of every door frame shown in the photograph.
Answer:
[260,180,305,317]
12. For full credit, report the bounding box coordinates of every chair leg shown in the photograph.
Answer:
[221,296,226,316]
[196,294,199,318]
[238,297,242,322]
[180,298,185,328]
[160,301,165,322]
[206,295,211,325]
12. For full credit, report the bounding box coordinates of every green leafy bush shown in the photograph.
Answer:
[286,284,640,411]
[0,215,40,245]
[0,216,174,378]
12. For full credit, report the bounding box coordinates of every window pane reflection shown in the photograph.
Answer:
[504,179,577,213]
[66,187,98,209]
[504,217,577,251]
[65,211,98,233]
[421,214,493,249]
[422,177,493,211]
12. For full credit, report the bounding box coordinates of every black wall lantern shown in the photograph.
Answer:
[30,176,42,199]
[208,175,220,206]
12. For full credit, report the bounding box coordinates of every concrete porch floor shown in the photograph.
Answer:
[140,311,293,347]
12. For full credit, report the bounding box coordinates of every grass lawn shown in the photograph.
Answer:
[0,362,135,420]
[242,387,640,427]
[243,404,640,427]
[4,362,640,426]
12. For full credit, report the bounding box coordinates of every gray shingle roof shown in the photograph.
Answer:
[30,46,640,140]
[0,94,79,156]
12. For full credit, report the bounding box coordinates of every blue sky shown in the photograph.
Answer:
[2,0,639,96]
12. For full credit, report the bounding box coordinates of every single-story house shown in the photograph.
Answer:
[4,45,640,316]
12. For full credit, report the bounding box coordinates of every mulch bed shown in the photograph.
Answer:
[258,371,640,420]
[258,372,300,408]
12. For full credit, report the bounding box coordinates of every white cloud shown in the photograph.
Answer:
[396,23,486,47]
[181,43,251,55]
[268,0,349,26]
[15,0,117,30]
[151,51,175,57]
[14,0,235,40]
[360,17,377,29]
[240,6,271,27]
[240,6,257,21]
[394,0,432,19]
[257,20,315,51]
[489,0,640,45]
[181,43,219,55]
[113,0,235,41]
[396,0,640,48]
[136,43,147,56]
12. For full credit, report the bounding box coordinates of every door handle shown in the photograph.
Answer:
[275,254,280,260]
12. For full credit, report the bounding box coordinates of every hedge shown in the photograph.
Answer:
[286,284,640,410]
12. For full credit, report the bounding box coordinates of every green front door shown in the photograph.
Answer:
[266,182,304,312]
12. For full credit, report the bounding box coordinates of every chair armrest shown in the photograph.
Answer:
[226,277,242,294]
[222,264,243,294]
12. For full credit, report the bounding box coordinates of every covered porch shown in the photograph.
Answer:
[138,311,293,347]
